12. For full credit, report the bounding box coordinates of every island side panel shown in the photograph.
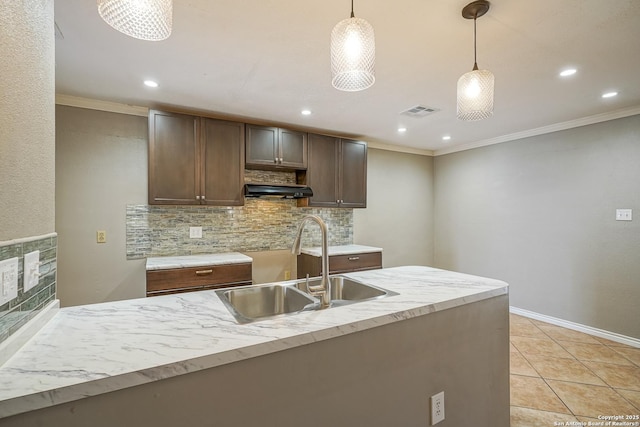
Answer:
[3,295,509,427]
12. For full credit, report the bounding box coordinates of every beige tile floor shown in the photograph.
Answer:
[510,313,640,426]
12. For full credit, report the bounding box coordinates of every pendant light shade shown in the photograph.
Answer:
[97,0,173,41]
[457,68,495,121]
[330,2,375,91]
[457,1,494,121]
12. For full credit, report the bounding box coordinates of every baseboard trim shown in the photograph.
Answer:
[509,306,640,348]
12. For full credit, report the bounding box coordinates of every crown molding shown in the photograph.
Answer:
[434,105,640,156]
[55,94,149,117]
[367,140,434,156]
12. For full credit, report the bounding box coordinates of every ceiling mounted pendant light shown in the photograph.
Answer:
[97,0,173,41]
[457,0,494,121]
[330,0,376,92]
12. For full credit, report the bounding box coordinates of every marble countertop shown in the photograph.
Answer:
[300,244,383,257]
[146,252,253,271]
[0,266,508,419]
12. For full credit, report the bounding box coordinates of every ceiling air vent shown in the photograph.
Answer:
[400,105,440,118]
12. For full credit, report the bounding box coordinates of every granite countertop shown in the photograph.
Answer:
[146,252,253,271]
[300,244,383,257]
[0,266,508,419]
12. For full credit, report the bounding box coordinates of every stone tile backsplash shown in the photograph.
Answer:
[126,169,353,259]
[126,201,353,259]
[0,234,57,344]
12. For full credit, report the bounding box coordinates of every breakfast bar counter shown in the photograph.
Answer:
[0,266,510,426]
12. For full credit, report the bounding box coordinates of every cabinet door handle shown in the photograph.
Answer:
[195,269,213,275]
[348,256,360,261]
[274,158,278,163]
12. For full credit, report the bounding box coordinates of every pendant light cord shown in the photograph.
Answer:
[350,0,355,18]
[473,15,479,70]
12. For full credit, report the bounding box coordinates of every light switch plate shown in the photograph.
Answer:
[0,257,19,306]
[24,250,40,292]
[616,209,632,221]
[189,226,203,238]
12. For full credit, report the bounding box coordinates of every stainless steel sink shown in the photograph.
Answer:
[292,276,398,305]
[217,284,316,324]
[217,276,398,324]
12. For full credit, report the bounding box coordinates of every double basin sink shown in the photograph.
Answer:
[216,276,398,324]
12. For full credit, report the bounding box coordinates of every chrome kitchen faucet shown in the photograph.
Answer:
[291,215,331,308]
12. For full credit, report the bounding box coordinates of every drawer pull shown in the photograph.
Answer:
[348,256,360,261]
[195,269,213,275]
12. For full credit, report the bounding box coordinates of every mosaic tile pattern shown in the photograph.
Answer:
[126,200,353,259]
[244,169,296,184]
[0,235,57,344]
[126,169,354,259]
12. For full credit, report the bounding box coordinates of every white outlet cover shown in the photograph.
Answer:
[431,391,445,425]
[0,257,19,306]
[24,250,40,292]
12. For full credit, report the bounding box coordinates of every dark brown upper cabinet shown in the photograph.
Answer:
[148,110,245,206]
[298,134,367,208]
[245,124,308,170]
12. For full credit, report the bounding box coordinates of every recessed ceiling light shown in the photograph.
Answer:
[559,68,577,77]
[144,80,159,88]
[398,127,407,133]
[442,135,451,141]
[602,91,618,98]
[301,109,312,116]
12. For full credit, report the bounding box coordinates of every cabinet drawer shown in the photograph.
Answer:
[296,252,382,278]
[146,263,252,295]
[329,252,382,273]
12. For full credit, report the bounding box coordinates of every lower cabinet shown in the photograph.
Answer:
[297,252,382,279]
[146,263,252,297]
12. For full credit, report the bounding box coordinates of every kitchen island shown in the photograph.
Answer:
[0,266,510,427]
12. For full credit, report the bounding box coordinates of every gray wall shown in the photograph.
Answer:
[0,1,55,241]
[354,148,434,267]
[1,295,510,427]
[55,107,435,306]
[56,106,148,306]
[0,1,56,345]
[434,115,640,338]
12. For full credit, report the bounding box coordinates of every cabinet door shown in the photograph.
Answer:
[246,125,278,168]
[201,118,245,206]
[339,139,367,208]
[305,133,340,207]
[148,110,199,204]
[278,129,308,169]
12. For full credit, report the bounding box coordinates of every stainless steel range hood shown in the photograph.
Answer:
[244,183,313,199]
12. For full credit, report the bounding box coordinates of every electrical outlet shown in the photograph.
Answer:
[284,270,291,280]
[430,391,445,425]
[24,250,41,292]
[96,230,107,243]
[0,257,18,306]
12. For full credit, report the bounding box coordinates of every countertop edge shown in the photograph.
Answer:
[300,245,383,257]
[146,253,253,271]
[0,284,507,419]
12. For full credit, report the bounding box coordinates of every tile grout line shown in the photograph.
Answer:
[509,319,637,419]
[509,314,640,422]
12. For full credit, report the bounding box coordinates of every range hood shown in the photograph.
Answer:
[244,183,313,199]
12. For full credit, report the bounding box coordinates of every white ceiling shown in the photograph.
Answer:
[54,0,640,154]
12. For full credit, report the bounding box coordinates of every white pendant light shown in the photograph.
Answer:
[457,1,494,121]
[330,0,376,92]
[97,0,173,41]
